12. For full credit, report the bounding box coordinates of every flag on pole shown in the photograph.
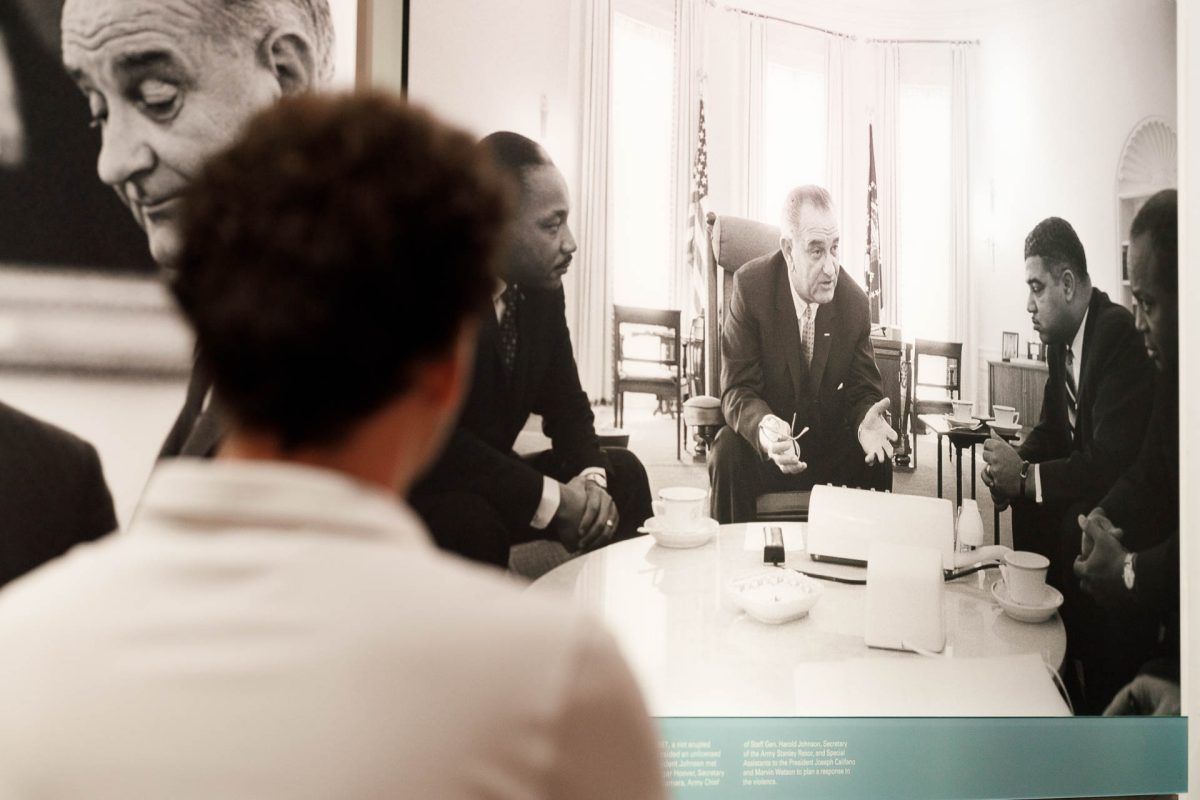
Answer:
[686,97,709,318]
[865,124,883,324]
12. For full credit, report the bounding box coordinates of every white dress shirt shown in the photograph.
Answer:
[0,459,664,799]
[1033,306,1088,503]
[494,280,605,529]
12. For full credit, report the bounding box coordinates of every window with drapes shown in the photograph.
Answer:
[897,48,953,342]
[610,0,675,308]
[759,25,827,224]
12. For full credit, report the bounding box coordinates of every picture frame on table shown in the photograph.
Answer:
[1002,331,1019,362]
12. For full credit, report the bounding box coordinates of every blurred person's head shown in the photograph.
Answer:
[61,0,334,265]
[780,185,839,304]
[1128,189,1177,372]
[480,131,577,291]
[172,92,510,492]
[1023,216,1092,345]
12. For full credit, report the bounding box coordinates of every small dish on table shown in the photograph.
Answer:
[990,579,1063,623]
[640,516,718,549]
[728,571,824,624]
[988,421,1022,437]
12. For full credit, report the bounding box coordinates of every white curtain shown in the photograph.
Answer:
[950,43,975,395]
[669,0,706,323]
[573,0,613,401]
[744,17,765,221]
[873,42,901,327]
[825,35,848,226]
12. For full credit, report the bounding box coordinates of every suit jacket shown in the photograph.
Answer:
[721,254,883,460]
[0,402,117,588]
[158,361,223,460]
[1100,368,1177,608]
[414,286,606,530]
[1019,288,1153,505]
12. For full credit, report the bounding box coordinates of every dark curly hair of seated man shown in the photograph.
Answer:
[171,91,512,450]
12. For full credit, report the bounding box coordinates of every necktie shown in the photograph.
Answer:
[1064,344,1077,438]
[802,305,815,368]
[499,284,522,377]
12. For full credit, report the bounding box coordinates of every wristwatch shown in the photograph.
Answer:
[1122,552,1137,592]
[585,472,608,491]
[1019,460,1031,499]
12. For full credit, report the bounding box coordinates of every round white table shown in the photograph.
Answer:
[530,523,1069,717]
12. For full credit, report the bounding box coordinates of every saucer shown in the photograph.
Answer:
[640,515,718,548]
[990,579,1063,623]
[728,571,823,624]
[988,421,1022,436]
[945,415,978,430]
[972,414,995,422]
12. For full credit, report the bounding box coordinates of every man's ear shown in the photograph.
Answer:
[1061,268,1076,301]
[258,28,318,95]
[780,236,794,270]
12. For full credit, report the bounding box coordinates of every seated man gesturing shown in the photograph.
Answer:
[709,185,895,524]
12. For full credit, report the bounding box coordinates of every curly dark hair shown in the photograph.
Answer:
[1024,216,1088,281]
[1130,189,1177,293]
[172,91,511,449]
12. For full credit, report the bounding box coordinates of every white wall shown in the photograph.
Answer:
[1180,0,1198,779]
[0,373,186,527]
[970,0,1176,402]
[403,0,585,333]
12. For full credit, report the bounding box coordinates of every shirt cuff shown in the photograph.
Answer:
[1033,463,1043,504]
[531,476,561,530]
[578,465,604,484]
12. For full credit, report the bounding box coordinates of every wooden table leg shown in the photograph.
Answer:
[971,446,977,499]
[955,444,963,509]
[936,435,944,499]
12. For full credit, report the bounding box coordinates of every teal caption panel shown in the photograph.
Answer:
[657,717,1186,799]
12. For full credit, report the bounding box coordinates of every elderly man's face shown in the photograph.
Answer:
[782,203,839,304]
[62,0,285,265]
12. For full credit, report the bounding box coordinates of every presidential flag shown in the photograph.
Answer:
[865,124,883,324]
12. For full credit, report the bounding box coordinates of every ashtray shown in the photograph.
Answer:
[727,571,823,624]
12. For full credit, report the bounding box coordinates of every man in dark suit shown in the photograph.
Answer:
[982,217,1153,586]
[708,185,895,524]
[1072,189,1178,714]
[0,401,117,588]
[409,132,653,567]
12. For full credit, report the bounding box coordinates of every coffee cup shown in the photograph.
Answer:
[652,486,707,528]
[993,405,1020,426]
[999,550,1049,605]
[950,399,973,419]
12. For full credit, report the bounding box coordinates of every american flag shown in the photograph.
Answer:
[865,124,883,324]
[687,97,708,319]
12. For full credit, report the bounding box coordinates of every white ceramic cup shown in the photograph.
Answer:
[999,550,1050,605]
[652,486,707,527]
[951,399,973,419]
[993,405,1020,426]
